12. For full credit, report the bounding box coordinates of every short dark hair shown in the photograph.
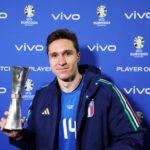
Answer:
[46,29,80,54]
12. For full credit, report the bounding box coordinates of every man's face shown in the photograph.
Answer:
[48,39,80,81]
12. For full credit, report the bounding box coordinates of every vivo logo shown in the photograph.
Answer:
[15,43,44,51]
[124,86,150,95]
[124,11,150,19]
[0,12,7,19]
[0,87,6,94]
[87,43,117,52]
[51,12,80,20]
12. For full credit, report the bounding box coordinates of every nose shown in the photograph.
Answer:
[58,55,67,66]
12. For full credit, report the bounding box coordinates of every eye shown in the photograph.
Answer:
[53,54,58,57]
[51,53,58,58]
[65,50,73,56]
[66,52,71,56]
[50,53,58,58]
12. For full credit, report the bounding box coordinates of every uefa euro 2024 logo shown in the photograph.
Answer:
[130,36,148,58]
[134,36,144,49]
[24,79,34,92]
[22,79,34,100]
[24,5,35,18]
[93,5,110,27]
[97,5,107,18]
[21,4,38,26]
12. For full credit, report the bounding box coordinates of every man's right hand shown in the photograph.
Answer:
[0,111,25,138]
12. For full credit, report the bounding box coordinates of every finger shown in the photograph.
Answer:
[21,117,26,125]
[4,111,9,117]
[0,118,7,130]
[4,131,18,138]
[21,119,25,124]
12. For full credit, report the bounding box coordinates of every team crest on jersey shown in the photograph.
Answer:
[87,100,94,118]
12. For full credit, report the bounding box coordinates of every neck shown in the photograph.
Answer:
[58,73,82,93]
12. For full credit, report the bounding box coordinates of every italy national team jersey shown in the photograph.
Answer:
[58,81,83,150]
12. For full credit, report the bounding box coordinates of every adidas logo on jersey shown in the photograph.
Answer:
[41,108,50,115]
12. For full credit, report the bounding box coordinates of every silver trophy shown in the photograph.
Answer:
[4,66,29,131]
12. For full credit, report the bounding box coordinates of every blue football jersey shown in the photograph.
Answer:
[59,81,83,150]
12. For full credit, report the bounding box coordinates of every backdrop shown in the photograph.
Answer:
[0,0,150,149]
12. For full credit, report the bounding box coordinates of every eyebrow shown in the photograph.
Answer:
[49,49,74,55]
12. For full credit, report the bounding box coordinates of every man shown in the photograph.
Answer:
[0,29,144,150]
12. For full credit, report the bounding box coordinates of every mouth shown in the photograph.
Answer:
[56,67,69,72]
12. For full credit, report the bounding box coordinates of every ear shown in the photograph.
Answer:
[77,52,80,62]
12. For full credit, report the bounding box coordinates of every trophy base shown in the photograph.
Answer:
[3,128,23,139]
[3,128,22,132]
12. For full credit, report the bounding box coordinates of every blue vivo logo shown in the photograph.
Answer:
[124,11,150,19]
[0,87,7,94]
[51,12,80,20]
[87,43,117,52]
[124,86,150,95]
[15,43,44,51]
[0,12,7,19]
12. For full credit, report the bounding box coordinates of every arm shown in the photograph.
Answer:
[0,114,35,150]
[9,91,39,150]
[106,84,144,150]
[9,129,35,150]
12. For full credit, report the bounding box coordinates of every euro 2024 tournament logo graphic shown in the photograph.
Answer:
[130,36,148,58]
[22,79,35,100]
[21,5,38,26]
[25,5,35,18]
[93,5,111,27]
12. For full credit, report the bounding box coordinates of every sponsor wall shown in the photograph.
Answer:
[0,0,150,149]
